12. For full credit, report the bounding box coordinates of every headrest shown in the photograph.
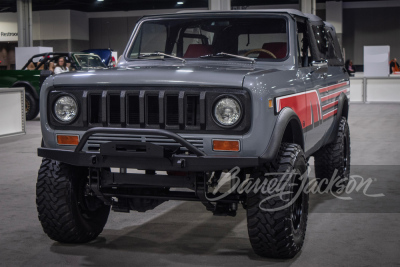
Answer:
[259,42,287,59]
[184,44,213,58]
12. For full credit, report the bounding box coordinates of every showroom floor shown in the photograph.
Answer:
[0,103,399,266]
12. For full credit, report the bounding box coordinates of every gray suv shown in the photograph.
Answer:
[36,9,350,259]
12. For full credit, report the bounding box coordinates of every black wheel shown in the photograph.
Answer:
[247,143,309,258]
[25,92,39,120]
[314,116,351,191]
[36,159,110,243]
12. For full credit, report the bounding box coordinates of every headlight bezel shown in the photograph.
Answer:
[52,94,79,124]
[212,95,243,128]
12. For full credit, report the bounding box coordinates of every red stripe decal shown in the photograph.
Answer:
[318,82,348,93]
[321,88,348,102]
[276,90,321,129]
[322,100,338,111]
[323,109,338,120]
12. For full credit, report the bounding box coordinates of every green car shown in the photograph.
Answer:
[0,52,106,120]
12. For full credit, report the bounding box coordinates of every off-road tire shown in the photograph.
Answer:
[36,158,110,243]
[25,92,39,120]
[247,143,309,258]
[314,116,351,191]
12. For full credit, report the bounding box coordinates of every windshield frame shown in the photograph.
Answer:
[124,13,291,63]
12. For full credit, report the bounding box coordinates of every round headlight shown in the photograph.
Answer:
[54,96,78,122]
[213,97,242,126]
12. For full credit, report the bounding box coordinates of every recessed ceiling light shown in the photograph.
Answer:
[97,0,104,2]
[177,1,184,4]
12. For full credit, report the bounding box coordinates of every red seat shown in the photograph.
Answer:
[258,42,287,59]
[184,44,213,58]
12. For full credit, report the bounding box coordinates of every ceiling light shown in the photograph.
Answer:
[97,0,104,1]
[177,1,184,4]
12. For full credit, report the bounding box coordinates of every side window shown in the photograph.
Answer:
[312,25,328,60]
[325,27,344,65]
[325,29,337,60]
[297,20,312,67]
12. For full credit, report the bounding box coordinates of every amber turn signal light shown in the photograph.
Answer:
[56,135,79,145]
[268,98,273,108]
[213,140,240,152]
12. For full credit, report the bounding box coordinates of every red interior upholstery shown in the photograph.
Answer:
[258,42,287,59]
[184,44,213,58]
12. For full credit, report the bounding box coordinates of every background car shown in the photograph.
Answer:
[0,52,106,120]
[82,49,116,67]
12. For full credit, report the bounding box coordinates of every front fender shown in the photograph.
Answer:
[260,107,304,162]
[324,92,350,145]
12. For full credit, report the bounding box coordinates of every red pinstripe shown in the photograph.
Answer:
[323,109,338,120]
[321,88,348,102]
[322,100,339,111]
[318,81,348,93]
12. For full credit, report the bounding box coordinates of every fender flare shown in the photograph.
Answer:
[12,81,39,99]
[260,107,305,162]
[324,92,349,145]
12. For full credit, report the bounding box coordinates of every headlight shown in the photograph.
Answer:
[213,97,242,126]
[54,95,78,122]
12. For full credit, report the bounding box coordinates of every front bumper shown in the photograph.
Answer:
[38,127,261,171]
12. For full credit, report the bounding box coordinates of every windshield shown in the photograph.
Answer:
[74,54,106,69]
[128,16,288,61]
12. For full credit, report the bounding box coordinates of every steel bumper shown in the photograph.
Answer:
[38,127,261,171]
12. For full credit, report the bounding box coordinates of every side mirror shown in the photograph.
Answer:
[309,60,328,77]
[311,60,328,68]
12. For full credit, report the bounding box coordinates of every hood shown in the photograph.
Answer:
[52,62,280,88]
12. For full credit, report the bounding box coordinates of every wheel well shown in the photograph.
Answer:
[341,98,349,120]
[281,119,304,151]
[13,82,38,99]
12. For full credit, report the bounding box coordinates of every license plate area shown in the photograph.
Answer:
[100,141,165,158]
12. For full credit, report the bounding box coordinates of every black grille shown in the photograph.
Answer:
[166,95,179,126]
[109,95,120,124]
[146,95,159,125]
[128,95,140,125]
[88,90,205,130]
[89,94,102,124]
[48,87,250,134]
[186,95,200,126]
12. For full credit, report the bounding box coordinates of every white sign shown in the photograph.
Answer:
[0,88,25,138]
[0,13,18,42]
[364,46,390,77]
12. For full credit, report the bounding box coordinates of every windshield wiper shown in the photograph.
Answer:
[200,52,255,64]
[139,52,186,63]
